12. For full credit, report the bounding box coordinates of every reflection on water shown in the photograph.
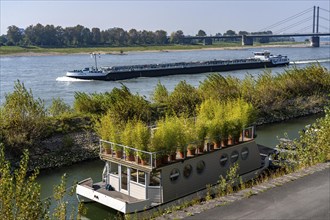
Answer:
[255,114,323,147]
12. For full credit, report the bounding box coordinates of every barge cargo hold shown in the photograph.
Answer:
[66,51,289,81]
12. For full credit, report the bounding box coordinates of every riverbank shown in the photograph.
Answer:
[0,42,309,57]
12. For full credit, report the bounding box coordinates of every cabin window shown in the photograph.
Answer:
[138,171,146,185]
[220,154,229,167]
[183,164,193,178]
[110,163,118,175]
[149,171,161,186]
[196,160,205,174]
[230,151,239,163]
[170,168,180,182]
[241,147,249,160]
[130,168,137,182]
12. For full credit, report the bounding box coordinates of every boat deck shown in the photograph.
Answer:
[80,179,142,203]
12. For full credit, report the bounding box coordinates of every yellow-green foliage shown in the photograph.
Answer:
[197,98,255,141]
[0,144,84,219]
[132,120,150,151]
[151,116,184,153]
[95,111,122,144]
[0,80,47,152]
[276,104,330,169]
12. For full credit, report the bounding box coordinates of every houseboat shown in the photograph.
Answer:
[66,51,289,81]
[76,126,273,214]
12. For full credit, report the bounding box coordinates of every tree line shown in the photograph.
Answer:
[0,23,292,47]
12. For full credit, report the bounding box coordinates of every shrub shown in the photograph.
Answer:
[0,80,47,153]
[48,97,72,117]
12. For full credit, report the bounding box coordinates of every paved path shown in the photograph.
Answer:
[186,167,330,220]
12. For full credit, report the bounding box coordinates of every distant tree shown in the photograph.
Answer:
[128,29,139,45]
[0,35,8,45]
[170,30,184,44]
[196,29,207,37]
[6,25,23,45]
[223,30,237,36]
[238,31,249,36]
[91,27,101,45]
[155,30,168,45]
[81,27,92,46]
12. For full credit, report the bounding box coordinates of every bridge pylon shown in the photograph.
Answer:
[242,35,253,46]
[310,36,320,47]
[310,6,320,47]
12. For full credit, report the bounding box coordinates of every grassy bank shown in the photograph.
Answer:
[0,42,304,56]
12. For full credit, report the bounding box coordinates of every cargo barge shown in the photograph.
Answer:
[66,51,289,81]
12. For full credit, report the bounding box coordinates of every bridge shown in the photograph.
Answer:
[180,6,330,47]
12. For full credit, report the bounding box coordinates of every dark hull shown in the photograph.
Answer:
[69,61,289,81]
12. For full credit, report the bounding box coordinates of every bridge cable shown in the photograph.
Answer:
[319,16,330,22]
[259,7,313,32]
[319,7,330,13]
[294,25,313,33]
[319,25,330,32]
[274,17,312,34]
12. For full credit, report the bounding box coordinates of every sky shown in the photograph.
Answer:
[0,0,329,36]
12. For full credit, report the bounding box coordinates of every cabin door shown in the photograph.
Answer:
[120,165,128,194]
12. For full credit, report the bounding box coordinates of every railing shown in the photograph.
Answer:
[99,126,255,169]
[99,140,161,169]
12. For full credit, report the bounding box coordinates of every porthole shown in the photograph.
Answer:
[196,160,205,174]
[183,164,193,178]
[230,150,239,163]
[220,154,229,167]
[170,168,180,182]
[241,147,249,160]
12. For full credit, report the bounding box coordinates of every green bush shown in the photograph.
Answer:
[0,81,47,153]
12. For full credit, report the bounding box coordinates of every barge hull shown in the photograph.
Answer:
[72,61,288,81]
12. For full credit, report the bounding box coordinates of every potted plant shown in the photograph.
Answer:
[132,120,151,165]
[150,126,167,166]
[195,118,208,154]
[95,113,123,157]
[209,118,223,149]
[121,120,135,161]
[187,144,197,156]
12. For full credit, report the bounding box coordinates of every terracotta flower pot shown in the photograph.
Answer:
[116,150,123,158]
[162,155,169,164]
[140,157,148,165]
[126,154,135,161]
[197,145,204,154]
[177,150,184,159]
[187,148,196,156]
[168,153,176,161]
[208,143,214,151]
[221,139,228,147]
[214,141,221,149]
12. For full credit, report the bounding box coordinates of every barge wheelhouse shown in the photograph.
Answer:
[76,126,270,214]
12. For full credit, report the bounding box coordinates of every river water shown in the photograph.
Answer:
[1,46,329,106]
[1,46,329,219]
